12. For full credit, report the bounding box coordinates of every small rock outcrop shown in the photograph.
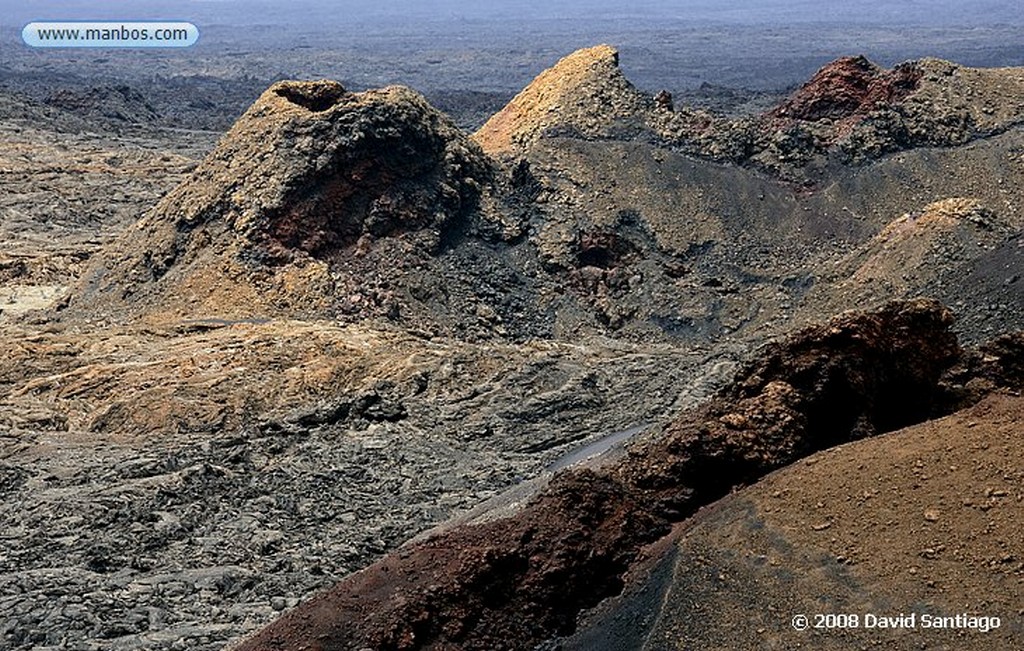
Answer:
[67,80,493,321]
[752,56,1024,165]
[623,298,960,495]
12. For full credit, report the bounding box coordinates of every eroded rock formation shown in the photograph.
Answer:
[66,80,493,322]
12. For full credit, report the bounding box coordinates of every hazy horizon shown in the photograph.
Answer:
[3,0,1023,29]
[3,1,1023,94]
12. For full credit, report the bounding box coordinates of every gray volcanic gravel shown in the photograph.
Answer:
[0,327,738,651]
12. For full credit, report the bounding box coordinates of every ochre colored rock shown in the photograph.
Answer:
[473,45,654,155]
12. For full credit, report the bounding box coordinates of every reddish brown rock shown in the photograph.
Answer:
[622,298,961,496]
[768,55,922,128]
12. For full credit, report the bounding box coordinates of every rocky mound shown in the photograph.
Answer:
[474,45,675,156]
[230,299,1022,651]
[769,56,922,125]
[758,55,923,154]
[472,45,733,161]
[797,197,1024,343]
[804,198,1012,308]
[750,56,1024,168]
[64,80,495,323]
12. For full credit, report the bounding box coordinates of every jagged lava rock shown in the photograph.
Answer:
[755,55,1024,164]
[620,298,962,493]
[767,55,922,131]
[66,80,492,322]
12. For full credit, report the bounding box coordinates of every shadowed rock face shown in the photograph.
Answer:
[231,298,1020,651]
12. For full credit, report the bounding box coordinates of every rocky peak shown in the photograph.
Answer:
[473,45,653,155]
[769,55,922,125]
